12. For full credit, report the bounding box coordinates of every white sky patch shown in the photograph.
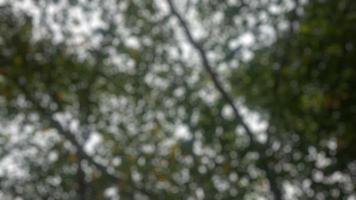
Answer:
[199,85,219,106]
[239,32,255,46]
[259,24,276,45]
[54,111,76,127]
[0,154,27,178]
[174,125,191,140]
[241,49,254,61]
[84,132,102,154]
[141,144,155,154]
[126,37,141,49]
[0,114,60,181]
[222,104,234,120]
[104,187,119,200]
[284,181,300,200]
[236,102,268,143]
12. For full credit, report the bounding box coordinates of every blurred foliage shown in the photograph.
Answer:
[231,0,356,198]
[0,0,355,199]
[232,0,356,162]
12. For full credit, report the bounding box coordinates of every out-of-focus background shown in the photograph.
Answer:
[0,0,355,199]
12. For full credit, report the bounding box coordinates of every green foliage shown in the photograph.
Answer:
[231,0,356,198]
[0,0,355,199]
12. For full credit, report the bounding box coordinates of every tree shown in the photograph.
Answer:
[0,0,355,199]
[231,0,356,199]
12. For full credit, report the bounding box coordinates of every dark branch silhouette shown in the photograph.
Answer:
[10,77,156,199]
[166,0,282,199]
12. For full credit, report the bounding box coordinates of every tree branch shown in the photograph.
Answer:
[166,1,283,199]
[166,0,255,144]
[10,78,156,198]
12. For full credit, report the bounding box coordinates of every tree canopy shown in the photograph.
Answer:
[0,0,355,199]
